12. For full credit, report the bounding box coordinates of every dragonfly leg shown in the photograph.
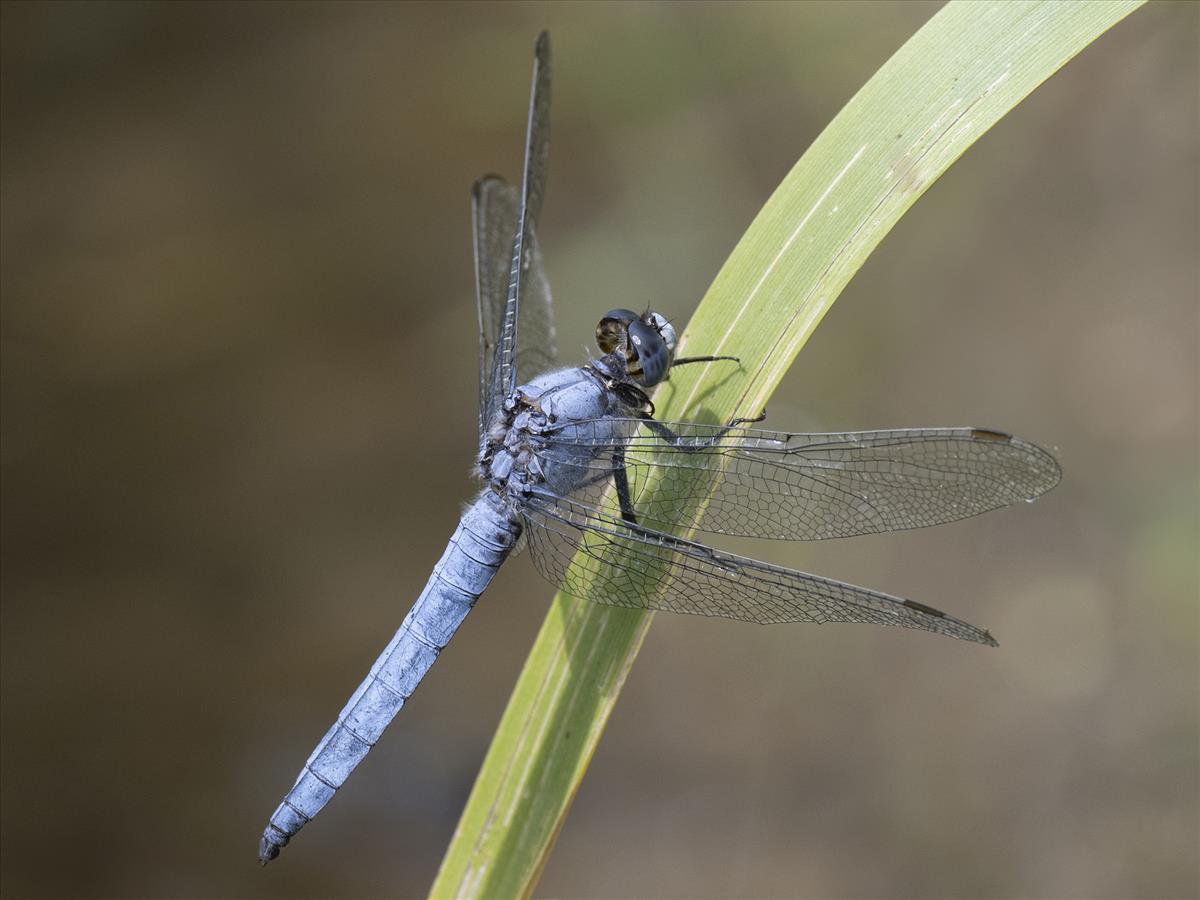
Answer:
[670,354,741,367]
[727,410,767,428]
[665,355,741,385]
[611,447,639,524]
[639,408,768,449]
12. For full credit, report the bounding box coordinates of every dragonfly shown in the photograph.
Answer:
[258,31,1061,864]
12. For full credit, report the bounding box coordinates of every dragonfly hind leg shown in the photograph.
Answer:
[726,410,767,428]
[548,451,638,523]
[606,409,766,525]
[639,408,767,448]
[558,406,768,528]
[611,447,639,524]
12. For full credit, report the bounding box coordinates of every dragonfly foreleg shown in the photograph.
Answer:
[670,354,741,367]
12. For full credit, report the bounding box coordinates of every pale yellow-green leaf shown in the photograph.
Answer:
[431,2,1144,897]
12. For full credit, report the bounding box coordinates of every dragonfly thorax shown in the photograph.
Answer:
[478,364,641,503]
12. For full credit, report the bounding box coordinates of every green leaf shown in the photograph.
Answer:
[431,2,1144,897]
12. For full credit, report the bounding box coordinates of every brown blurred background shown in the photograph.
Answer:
[2,2,1197,898]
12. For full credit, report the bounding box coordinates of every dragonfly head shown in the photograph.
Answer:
[595,308,677,387]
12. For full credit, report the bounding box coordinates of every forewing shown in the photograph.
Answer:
[522,494,997,645]
[474,178,555,447]
[474,177,519,444]
[513,234,555,389]
[535,422,1061,541]
[482,32,552,445]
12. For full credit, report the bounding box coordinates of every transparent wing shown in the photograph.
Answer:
[474,177,518,443]
[474,177,555,447]
[522,493,998,646]
[535,422,1061,541]
[477,32,553,447]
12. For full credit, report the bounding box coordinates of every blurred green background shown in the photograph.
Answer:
[2,2,1197,898]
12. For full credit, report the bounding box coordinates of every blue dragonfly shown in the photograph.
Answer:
[259,32,1060,864]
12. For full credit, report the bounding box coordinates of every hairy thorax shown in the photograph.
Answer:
[478,364,635,505]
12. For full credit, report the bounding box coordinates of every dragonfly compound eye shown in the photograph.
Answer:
[595,308,640,354]
[647,311,677,355]
[628,318,671,386]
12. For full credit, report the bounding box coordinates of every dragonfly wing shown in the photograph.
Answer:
[522,493,998,645]
[478,32,553,449]
[474,178,555,449]
[474,177,518,445]
[512,233,555,389]
[535,422,1061,541]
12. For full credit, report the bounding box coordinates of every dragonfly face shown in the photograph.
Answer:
[595,308,678,387]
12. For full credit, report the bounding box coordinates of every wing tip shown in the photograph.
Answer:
[472,174,507,200]
[902,598,998,647]
[970,426,1064,499]
[1014,434,1065,497]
